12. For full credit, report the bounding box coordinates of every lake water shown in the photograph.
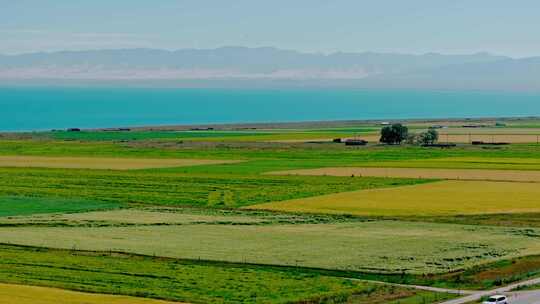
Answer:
[2,87,540,131]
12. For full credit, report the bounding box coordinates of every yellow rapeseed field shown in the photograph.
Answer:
[0,156,239,170]
[248,180,540,216]
[0,283,183,304]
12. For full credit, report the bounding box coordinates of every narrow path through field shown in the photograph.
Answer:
[352,279,476,295]
[387,283,476,295]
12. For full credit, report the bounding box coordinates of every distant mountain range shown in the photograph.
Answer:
[1,46,539,90]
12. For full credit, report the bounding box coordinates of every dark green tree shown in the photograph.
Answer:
[380,123,409,144]
[418,128,439,145]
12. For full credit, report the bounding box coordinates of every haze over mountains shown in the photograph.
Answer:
[1,47,539,91]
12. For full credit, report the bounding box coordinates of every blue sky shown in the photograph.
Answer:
[1,0,539,57]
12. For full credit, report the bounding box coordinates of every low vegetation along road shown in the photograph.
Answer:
[504,291,540,304]
[437,277,540,304]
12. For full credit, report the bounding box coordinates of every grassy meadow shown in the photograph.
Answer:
[43,128,378,143]
[0,196,120,217]
[0,119,539,303]
[0,167,425,208]
[0,245,456,304]
[1,214,540,274]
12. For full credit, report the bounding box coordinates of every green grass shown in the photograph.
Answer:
[384,291,456,304]
[0,244,452,304]
[10,140,539,178]
[6,206,539,290]
[1,218,539,274]
[343,285,456,303]
[514,283,540,291]
[298,127,378,133]
[46,129,378,142]
[2,135,540,300]
[423,255,540,290]
[342,254,540,291]
[316,255,540,291]
[506,124,540,129]
[2,140,540,172]
[0,167,426,208]
[49,130,269,141]
[0,196,120,217]
[0,207,368,227]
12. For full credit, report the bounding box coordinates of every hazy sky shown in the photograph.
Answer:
[2,0,539,57]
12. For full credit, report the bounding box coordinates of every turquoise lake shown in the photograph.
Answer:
[2,87,539,131]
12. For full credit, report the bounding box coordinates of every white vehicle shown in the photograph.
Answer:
[483,295,508,304]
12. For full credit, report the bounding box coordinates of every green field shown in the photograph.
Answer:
[2,207,539,290]
[1,211,539,274]
[50,130,269,141]
[1,122,540,303]
[0,196,120,217]
[2,139,540,164]
[0,245,456,304]
[46,128,377,142]
[514,283,540,291]
[0,167,426,208]
[0,207,356,226]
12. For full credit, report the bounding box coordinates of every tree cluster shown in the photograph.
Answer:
[420,128,439,145]
[406,128,439,145]
[379,123,409,145]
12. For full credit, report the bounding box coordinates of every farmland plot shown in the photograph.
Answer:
[0,208,289,226]
[249,180,540,216]
[440,134,540,143]
[0,196,120,217]
[269,167,540,182]
[0,245,380,304]
[381,157,540,171]
[0,155,240,170]
[1,220,539,274]
[0,167,424,207]
[0,283,182,304]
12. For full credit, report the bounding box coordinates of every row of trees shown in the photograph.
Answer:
[379,123,439,145]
